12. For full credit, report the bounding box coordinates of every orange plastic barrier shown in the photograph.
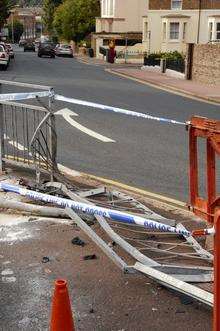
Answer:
[50,279,75,331]
[189,116,220,223]
[189,116,220,331]
[214,211,220,331]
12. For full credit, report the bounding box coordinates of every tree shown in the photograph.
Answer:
[53,0,100,43]
[7,20,23,42]
[0,0,19,31]
[0,0,11,30]
[43,0,62,35]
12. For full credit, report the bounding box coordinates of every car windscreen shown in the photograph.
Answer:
[42,43,54,48]
[60,45,70,49]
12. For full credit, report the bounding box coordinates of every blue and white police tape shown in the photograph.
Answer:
[0,90,53,102]
[55,94,185,126]
[0,90,185,125]
[0,182,191,236]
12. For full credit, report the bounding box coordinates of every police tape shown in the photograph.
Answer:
[0,182,191,236]
[0,90,185,125]
[55,94,185,126]
[0,90,52,102]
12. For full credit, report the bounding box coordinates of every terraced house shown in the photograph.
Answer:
[143,0,220,53]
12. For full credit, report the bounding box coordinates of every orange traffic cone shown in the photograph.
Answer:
[50,279,75,331]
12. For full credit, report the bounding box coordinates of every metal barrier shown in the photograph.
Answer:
[0,80,57,180]
[117,50,145,59]
[166,58,185,73]
[144,56,160,66]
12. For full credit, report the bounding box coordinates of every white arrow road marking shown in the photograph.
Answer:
[55,108,115,143]
[55,108,79,117]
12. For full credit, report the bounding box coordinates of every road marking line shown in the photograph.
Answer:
[55,108,78,117]
[79,171,187,209]
[4,154,186,210]
[4,135,28,151]
[56,107,115,143]
[8,141,28,151]
[62,114,115,142]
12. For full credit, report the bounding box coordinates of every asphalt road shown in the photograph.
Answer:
[1,47,220,201]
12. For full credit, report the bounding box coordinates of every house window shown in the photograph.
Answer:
[183,22,187,40]
[170,22,180,40]
[171,0,182,10]
[163,22,167,41]
[102,0,115,17]
[217,22,220,40]
[209,22,213,41]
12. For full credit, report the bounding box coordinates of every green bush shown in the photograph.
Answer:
[147,51,184,61]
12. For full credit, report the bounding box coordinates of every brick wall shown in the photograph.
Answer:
[149,0,170,10]
[192,44,220,85]
[149,0,220,10]
[183,0,200,9]
[200,0,220,9]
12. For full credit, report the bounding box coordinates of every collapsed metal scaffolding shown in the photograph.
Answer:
[0,79,217,320]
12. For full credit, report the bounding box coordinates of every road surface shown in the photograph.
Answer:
[1,47,220,201]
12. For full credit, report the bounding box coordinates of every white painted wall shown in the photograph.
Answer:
[96,0,148,33]
[143,9,220,54]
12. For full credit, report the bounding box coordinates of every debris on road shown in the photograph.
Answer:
[0,169,214,330]
[71,236,85,247]
[42,256,50,263]
[83,254,98,260]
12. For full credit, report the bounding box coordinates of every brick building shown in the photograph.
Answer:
[7,7,43,40]
[143,0,220,53]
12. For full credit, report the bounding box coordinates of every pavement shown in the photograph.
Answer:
[1,46,220,203]
[0,167,212,331]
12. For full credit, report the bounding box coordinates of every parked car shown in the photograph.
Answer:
[0,44,10,70]
[0,42,10,59]
[24,42,35,52]
[34,38,40,48]
[38,42,55,58]
[55,44,73,57]
[5,43,14,59]
[19,39,27,47]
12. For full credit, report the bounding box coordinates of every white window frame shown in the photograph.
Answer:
[209,22,214,41]
[183,22,187,40]
[208,18,220,41]
[169,22,180,41]
[101,0,115,18]
[171,0,182,10]
[162,22,167,41]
